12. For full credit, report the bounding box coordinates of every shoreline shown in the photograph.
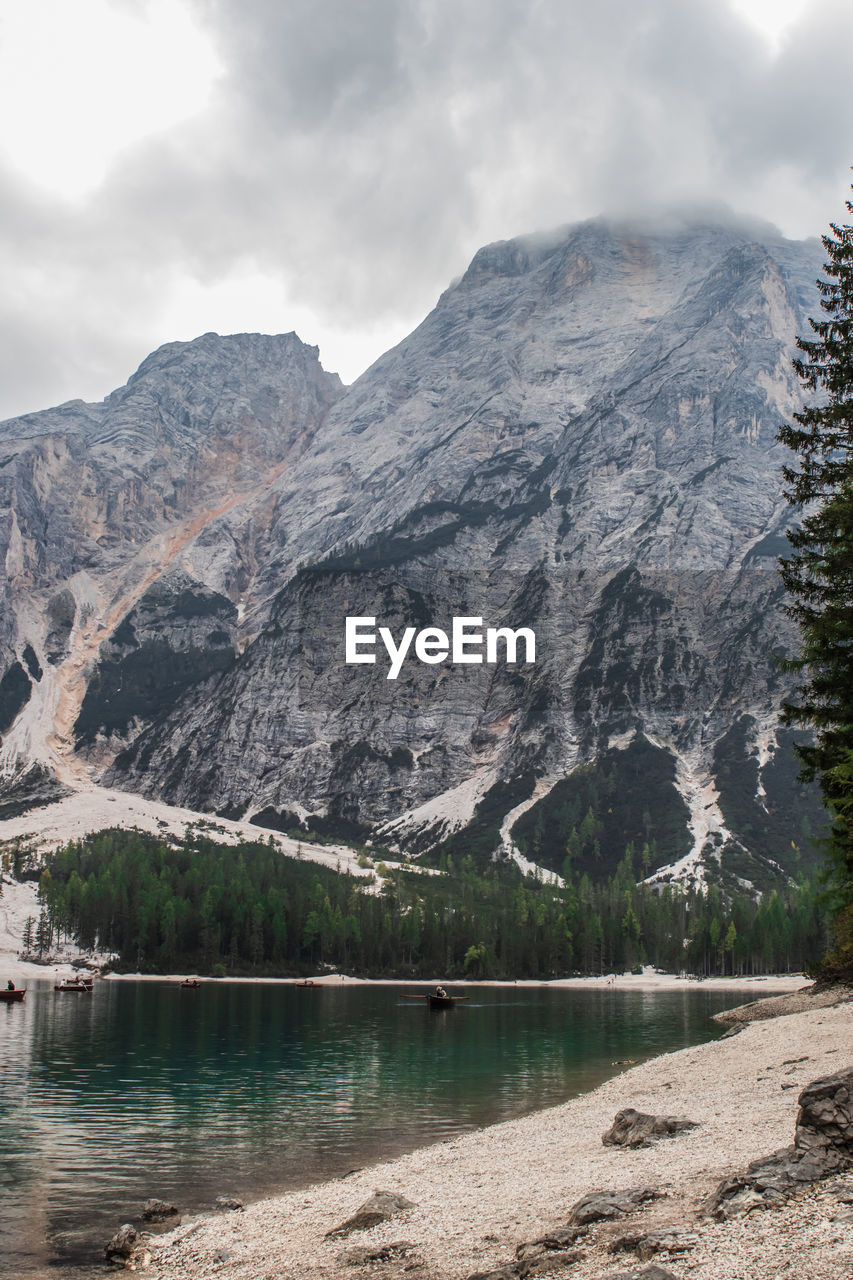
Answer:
[148,998,851,1280]
[99,969,811,994]
[1,956,812,992]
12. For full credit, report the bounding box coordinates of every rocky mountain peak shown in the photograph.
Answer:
[0,215,829,893]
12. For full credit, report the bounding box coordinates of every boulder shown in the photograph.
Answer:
[794,1068,853,1171]
[706,1068,853,1219]
[141,1199,178,1221]
[516,1226,587,1260]
[105,1224,138,1260]
[508,1223,587,1276]
[213,1195,243,1211]
[326,1189,416,1239]
[568,1188,665,1225]
[609,1227,698,1260]
[706,1176,788,1220]
[602,1109,699,1148]
[104,1223,151,1269]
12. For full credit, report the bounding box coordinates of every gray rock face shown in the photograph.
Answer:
[0,761,71,820]
[0,217,830,886]
[0,330,340,600]
[0,330,342,785]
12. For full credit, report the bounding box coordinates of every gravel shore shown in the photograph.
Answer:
[147,1000,852,1280]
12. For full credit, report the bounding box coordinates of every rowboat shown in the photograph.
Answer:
[401,992,470,1009]
[0,988,25,1003]
[55,980,92,992]
[180,979,201,989]
[427,993,469,1009]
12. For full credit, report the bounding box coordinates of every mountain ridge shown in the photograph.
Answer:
[0,214,829,892]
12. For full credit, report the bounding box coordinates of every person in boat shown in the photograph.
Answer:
[435,985,448,998]
[6,980,15,991]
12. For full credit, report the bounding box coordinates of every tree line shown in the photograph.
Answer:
[32,827,827,979]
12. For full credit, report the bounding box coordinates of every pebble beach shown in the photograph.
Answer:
[145,998,852,1280]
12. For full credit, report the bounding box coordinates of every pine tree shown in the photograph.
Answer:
[21,915,35,955]
[34,906,52,958]
[778,181,853,976]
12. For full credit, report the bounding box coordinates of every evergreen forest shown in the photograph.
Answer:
[24,826,828,980]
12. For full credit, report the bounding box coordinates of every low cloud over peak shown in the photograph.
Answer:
[0,0,851,420]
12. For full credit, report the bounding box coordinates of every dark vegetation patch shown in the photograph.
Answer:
[21,644,42,682]
[0,661,31,736]
[250,807,311,835]
[511,736,691,881]
[75,581,238,745]
[573,567,690,746]
[74,641,235,743]
[713,717,826,886]
[45,588,76,664]
[303,813,373,843]
[311,486,552,572]
[331,740,415,776]
[215,801,248,821]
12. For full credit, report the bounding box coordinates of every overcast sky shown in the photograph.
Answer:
[0,0,851,421]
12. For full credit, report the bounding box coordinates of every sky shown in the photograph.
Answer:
[0,0,852,421]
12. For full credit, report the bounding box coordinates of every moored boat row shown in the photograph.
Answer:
[4,977,470,1006]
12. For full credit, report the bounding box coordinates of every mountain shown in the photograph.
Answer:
[0,215,828,892]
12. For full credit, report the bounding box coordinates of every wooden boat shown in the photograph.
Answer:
[180,979,201,988]
[0,988,25,1003]
[295,979,316,987]
[401,992,470,1009]
[55,980,92,992]
[427,992,468,1009]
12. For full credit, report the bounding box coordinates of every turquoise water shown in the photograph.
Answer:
[0,980,743,1276]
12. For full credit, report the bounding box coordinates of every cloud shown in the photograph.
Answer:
[0,0,851,420]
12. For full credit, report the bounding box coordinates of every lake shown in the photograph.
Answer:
[0,980,744,1276]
